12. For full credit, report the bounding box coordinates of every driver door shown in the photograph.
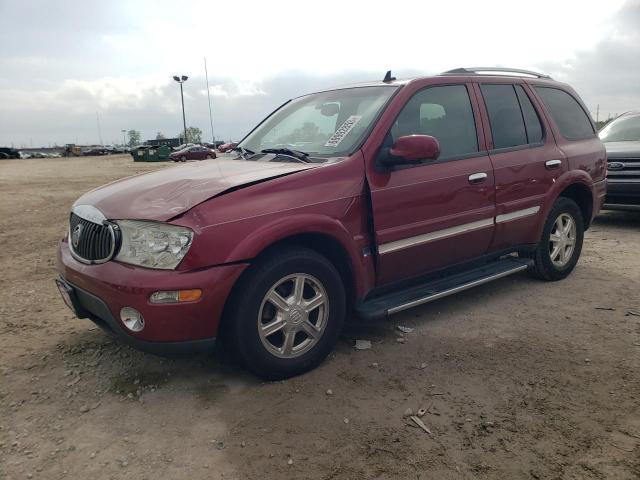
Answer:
[365,82,496,285]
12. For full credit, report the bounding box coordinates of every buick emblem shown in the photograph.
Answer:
[71,224,83,249]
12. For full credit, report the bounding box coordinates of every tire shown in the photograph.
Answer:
[206,155,212,159]
[224,248,346,380]
[525,197,584,281]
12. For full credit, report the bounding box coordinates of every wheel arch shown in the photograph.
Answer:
[557,182,593,230]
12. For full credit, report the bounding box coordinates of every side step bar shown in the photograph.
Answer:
[355,257,532,320]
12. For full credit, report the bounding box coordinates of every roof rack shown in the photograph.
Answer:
[442,67,552,79]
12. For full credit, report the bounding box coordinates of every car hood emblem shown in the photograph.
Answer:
[608,162,624,170]
[71,224,84,248]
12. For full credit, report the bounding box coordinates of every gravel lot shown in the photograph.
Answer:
[1,155,639,479]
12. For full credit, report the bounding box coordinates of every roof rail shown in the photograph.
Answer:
[442,67,552,79]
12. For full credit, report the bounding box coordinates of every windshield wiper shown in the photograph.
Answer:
[232,146,255,160]
[260,148,311,163]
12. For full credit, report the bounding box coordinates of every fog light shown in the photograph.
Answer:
[150,289,202,304]
[120,307,144,332]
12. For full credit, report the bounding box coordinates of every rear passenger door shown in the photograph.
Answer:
[475,81,566,250]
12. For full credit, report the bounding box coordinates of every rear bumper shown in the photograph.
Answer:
[57,239,248,348]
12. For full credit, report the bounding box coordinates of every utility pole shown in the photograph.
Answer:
[204,57,215,144]
[96,112,103,145]
[596,104,600,123]
[173,75,189,144]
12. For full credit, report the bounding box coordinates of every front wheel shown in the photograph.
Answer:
[224,248,346,380]
[525,197,584,281]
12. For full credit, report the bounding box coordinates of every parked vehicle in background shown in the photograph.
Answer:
[0,147,20,159]
[169,145,216,162]
[64,144,82,157]
[82,147,111,156]
[599,110,640,211]
[217,142,237,153]
[57,67,605,380]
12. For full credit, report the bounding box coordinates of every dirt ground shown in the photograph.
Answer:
[1,155,639,480]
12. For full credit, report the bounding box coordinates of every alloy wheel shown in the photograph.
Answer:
[549,213,576,267]
[257,273,329,359]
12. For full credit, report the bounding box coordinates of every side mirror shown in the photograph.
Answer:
[382,135,440,167]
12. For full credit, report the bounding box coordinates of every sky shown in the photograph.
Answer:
[0,0,639,147]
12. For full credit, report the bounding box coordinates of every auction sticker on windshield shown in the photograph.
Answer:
[324,115,362,147]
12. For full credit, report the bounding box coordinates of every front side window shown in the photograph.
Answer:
[599,113,640,142]
[389,84,478,160]
[239,86,397,157]
[535,87,595,140]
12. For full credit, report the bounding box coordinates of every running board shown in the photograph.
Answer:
[355,257,532,320]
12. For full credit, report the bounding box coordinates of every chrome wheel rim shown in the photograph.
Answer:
[549,213,576,268]
[257,273,329,359]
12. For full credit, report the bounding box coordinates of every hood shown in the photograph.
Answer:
[74,158,318,221]
[603,141,640,159]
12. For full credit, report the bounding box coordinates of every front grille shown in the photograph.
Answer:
[69,213,116,263]
[607,157,640,180]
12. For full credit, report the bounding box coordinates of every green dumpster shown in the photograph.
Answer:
[156,145,170,160]
[133,146,165,162]
[133,146,149,162]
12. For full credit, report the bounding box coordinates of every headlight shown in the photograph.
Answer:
[114,220,193,270]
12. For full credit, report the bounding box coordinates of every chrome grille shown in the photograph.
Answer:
[69,212,116,263]
[607,157,640,181]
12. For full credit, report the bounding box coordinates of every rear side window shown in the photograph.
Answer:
[390,85,478,160]
[515,85,543,144]
[535,87,595,140]
[481,84,527,149]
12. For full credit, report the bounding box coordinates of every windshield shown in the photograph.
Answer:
[599,114,640,142]
[238,86,397,157]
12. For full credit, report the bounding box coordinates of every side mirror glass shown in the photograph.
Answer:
[381,135,440,167]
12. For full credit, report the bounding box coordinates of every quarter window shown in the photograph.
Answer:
[389,85,478,160]
[515,85,543,144]
[535,87,595,140]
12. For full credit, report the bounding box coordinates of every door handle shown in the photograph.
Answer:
[545,159,562,169]
[468,172,488,184]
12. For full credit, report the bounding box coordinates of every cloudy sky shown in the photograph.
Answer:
[1,0,639,147]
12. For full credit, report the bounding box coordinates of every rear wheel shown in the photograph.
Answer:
[181,156,187,162]
[224,248,346,380]
[525,197,584,281]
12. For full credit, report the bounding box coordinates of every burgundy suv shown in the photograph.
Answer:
[57,68,606,379]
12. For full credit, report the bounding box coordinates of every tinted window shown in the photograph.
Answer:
[535,87,594,140]
[390,85,478,159]
[481,84,527,149]
[515,85,543,144]
[598,113,640,142]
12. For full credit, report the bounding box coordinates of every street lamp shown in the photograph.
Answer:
[121,129,126,149]
[173,75,189,144]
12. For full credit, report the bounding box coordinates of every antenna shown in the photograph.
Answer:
[383,70,396,83]
[204,57,215,143]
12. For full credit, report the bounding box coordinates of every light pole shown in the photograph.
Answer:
[121,129,126,149]
[173,75,189,144]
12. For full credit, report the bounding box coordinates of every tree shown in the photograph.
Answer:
[182,126,202,144]
[127,129,141,147]
[155,131,166,140]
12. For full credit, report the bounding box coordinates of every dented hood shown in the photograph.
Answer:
[74,158,318,221]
